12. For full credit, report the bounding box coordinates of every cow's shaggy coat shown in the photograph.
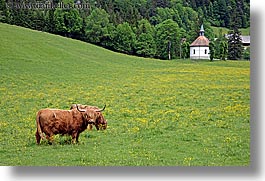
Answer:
[35,107,99,144]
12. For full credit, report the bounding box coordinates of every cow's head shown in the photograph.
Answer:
[76,104,105,124]
[90,104,107,130]
[95,112,108,130]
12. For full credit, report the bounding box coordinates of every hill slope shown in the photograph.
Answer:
[0,23,250,166]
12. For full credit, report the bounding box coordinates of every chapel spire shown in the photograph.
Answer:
[199,24,204,36]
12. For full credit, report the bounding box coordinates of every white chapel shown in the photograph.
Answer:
[190,25,210,60]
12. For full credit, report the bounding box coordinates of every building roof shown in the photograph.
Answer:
[224,34,250,45]
[190,35,210,47]
[241,35,250,44]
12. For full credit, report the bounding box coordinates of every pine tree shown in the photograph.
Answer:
[227,28,243,60]
[227,1,243,60]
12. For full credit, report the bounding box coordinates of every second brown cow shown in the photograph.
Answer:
[70,104,107,130]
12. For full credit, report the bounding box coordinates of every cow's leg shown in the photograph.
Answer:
[95,124,100,130]
[71,132,78,144]
[46,133,54,145]
[87,124,93,130]
[35,130,41,144]
[74,133,80,144]
[102,123,107,130]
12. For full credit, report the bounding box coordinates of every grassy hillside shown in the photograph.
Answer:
[0,23,250,166]
[211,26,250,36]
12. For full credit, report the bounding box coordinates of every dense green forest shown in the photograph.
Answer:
[0,0,250,59]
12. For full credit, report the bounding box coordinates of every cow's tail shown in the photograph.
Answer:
[36,111,45,142]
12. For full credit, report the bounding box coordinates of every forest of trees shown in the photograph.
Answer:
[0,0,250,60]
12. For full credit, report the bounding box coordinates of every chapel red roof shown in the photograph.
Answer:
[190,35,209,47]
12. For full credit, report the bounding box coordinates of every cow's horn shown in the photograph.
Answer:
[76,104,86,112]
[96,104,106,112]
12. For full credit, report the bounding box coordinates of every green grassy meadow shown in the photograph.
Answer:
[0,23,250,166]
[211,26,250,36]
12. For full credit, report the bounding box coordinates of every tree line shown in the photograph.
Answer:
[0,0,250,60]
